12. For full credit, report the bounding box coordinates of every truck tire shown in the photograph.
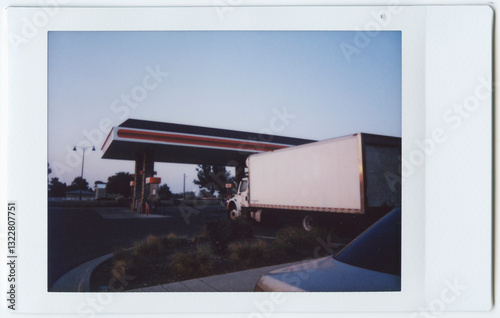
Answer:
[229,209,240,220]
[301,215,315,231]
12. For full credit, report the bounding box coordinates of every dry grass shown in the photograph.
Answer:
[161,233,189,248]
[111,248,135,282]
[204,217,254,253]
[133,234,164,257]
[272,226,331,254]
[230,240,268,267]
[170,244,214,278]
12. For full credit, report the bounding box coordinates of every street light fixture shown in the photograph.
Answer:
[73,145,96,200]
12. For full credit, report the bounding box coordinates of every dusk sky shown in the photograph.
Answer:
[48,31,401,194]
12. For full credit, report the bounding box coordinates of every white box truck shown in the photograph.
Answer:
[226,133,401,231]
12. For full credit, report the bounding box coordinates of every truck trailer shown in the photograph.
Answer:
[226,133,401,232]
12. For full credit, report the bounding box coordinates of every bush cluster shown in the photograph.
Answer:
[272,226,331,255]
[171,244,214,277]
[229,240,268,268]
[204,217,253,253]
[133,235,164,257]
[111,233,188,280]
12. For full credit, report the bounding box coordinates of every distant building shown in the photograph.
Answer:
[65,190,94,200]
[94,181,119,200]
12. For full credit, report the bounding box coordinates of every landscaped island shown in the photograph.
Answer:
[90,218,346,292]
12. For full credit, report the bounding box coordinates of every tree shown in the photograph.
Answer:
[106,172,134,197]
[158,184,173,200]
[193,164,232,199]
[68,176,90,192]
[199,188,211,199]
[172,193,183,199]
[212,165,232,199]
[184,191,196,200]
[48,163,52,184]
[48,177,67,197]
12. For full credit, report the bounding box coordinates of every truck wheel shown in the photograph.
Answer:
[302,215,315,231]
[229,209,240,220]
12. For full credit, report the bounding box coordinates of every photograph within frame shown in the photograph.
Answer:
[48,31,402,292]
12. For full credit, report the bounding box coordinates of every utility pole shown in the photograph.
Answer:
[183,173,186,199]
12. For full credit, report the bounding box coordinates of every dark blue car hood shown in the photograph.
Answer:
[257,256,401,292]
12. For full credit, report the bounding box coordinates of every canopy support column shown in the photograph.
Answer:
[140,150,155,214]
[131,153,144,211]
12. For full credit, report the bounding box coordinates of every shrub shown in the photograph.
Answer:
[111,259,132,280]
[110,248,136,285]
[273,226,331,255]
[115,196,131,207]
[230,240,268,267]
[133,235,164,257]
[205,219,230,253]
[192,230,210,244]
[171,244,214,278]
[205,218,254,253]
[228,217,254,241]
[161,233,188,248]
[113,247,133,263]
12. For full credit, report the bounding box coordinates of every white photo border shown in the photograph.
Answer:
[0,4,493,315]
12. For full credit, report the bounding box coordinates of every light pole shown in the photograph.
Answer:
[73,145,95,200]
[183,173,186,200]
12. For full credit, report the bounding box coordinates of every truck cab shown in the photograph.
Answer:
[227,177,249,220]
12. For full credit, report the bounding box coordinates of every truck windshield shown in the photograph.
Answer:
[239,180,248,193]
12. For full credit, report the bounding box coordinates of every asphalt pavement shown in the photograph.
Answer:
[49,206,221,290]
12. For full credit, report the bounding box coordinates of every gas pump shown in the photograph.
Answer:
[145,177,161,214]
[130,181,136,210]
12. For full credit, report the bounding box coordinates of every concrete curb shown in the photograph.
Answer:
[128,260,306,292]
[50,253,113,292]
[50,252,304,293]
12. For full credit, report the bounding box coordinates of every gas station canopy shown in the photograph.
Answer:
[101,119,315,167]
[101,118,315,213]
